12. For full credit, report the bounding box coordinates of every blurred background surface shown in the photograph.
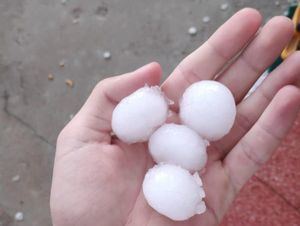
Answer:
[0,0,299,225]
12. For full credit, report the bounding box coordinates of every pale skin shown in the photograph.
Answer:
[50,8,300,226]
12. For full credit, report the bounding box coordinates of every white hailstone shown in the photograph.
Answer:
[202,16,210,23]
[14,212,24,221]
[220,3,229,11]
[143,164,206,221]
[180,80,236,141]
[112,86,168,143]
[11,175,20,182]
[72,18,80,24]
[149,124,208,171]
[188,26,198,36]
[103,51,111,60]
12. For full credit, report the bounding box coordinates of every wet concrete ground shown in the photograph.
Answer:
[0,0,299,225]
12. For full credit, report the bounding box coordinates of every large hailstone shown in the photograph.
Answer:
[149,124,208,171]
[143,164,206,221]
[112,86,168,143]
[180,80,236,141]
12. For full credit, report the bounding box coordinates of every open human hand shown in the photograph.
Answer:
[50,8,300,226]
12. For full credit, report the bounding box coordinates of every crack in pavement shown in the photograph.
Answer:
[2,90,9,114]
[1,90,55,148]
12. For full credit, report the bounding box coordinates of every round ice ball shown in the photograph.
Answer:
[112,86,168,143]
[143,164,206,221]
[149,124,208,171]
[180,80,236,141]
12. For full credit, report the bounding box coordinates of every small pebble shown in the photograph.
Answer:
[65,79,74,88]
[59,60,65,67]
[275,1,280,6]
[188,26,198,36]
[103,51,111,60]
[14,212,24,222]
[48,73,54,81]
[11,175,20,182]
[220,3,229,11]
[95,5,108,17]
[202,16,210,23]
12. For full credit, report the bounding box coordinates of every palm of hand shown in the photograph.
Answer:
[51,9,300,226]
[52,134,234,226]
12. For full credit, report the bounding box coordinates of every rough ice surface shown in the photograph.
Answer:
[149,123,208,171]
[112,86,168,143]
[180,80,236,141]
[143,164,206,221]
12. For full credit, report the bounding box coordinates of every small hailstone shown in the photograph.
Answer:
[202,16,210,23]
[188,26,198,36]
[103,51,111,60]
[220,3,229,11]
[112,86,168,143]
[149,124,208,171]
[143,164,206,221]
[180,80,236,141]
[11,175,20,182]
[72,18,79,24]
[14,212,24,221]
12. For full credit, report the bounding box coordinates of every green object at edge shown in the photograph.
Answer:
[268,4,298,73]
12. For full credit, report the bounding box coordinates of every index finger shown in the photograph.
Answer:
[224,85,300,191]
[162,8,262,110]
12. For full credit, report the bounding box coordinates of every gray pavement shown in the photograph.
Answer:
[0,0,291,225]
